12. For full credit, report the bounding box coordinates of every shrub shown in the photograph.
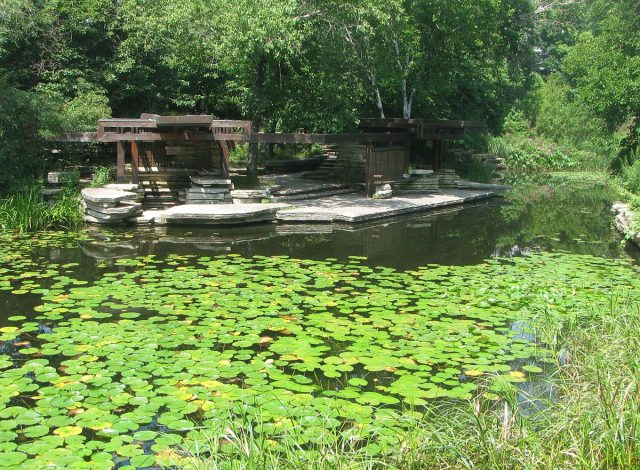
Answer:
[621,157,640,195]
[487,134,577,172]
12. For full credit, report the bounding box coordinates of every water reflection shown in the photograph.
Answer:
[78,182,638,271]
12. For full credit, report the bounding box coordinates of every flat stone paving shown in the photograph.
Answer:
[135,189,496,226]
[276,189,495,223]
[155,203,290,226]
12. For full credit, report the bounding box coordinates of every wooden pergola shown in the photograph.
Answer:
[93,114,486,195]
[97,114,415,183]
[359,118,487,169]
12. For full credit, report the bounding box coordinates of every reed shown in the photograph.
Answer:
[0,181,83,232]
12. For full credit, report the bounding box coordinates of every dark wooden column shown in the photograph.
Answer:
[130,140,140,184]
[219,141,230,179]
[365,143,373,197]
[116,141,126,183]
[432,139,444,171]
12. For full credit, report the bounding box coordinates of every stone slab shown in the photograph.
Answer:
[82,188,137,204]
[42,188,62,197]
[185,193,227,201]
[47,171,77,184]
[85,201,142,216]
[190,177,233,187]
[87,208,143,221]
[612,202,640,247]
[232,198,263,204]
[103,183,142,192]
[276,190,495,223]
[83,215,125,225]
[156,203,290,226]
[230,190,270,198]
[187,187,229,194]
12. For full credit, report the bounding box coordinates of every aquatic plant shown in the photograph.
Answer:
[0,229,639,467]
[0,186,51,232]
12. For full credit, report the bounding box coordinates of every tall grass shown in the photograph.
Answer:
[168,292,640,469]
[0,185,52,232]
[0,181,83,233]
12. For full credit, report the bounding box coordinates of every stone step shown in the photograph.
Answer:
[81,188,138,206]
[272,186,361,202]
[271,183,354,197]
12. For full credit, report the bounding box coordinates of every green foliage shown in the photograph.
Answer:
[534,74,611,154]
[0,77,50,193]
[621,157,640,195]
[89,166,114,188]
[0,185,51,232]
[528,0,640,193]
[0,179,83,233]
[487,134,577,172]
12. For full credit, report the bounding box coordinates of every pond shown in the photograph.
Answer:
[0,173,639,468]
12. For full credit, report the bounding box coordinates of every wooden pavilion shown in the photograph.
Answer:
[93,114,485,203]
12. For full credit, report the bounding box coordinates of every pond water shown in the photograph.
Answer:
[0,173,639,467]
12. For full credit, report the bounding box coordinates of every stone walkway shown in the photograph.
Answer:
[276,190,495,223]
[132,189,496,226]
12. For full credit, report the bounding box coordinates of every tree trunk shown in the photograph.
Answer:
[403,83,416,119]
[247,57,267,178]
[375,86,386,119]
[368,73,385,118]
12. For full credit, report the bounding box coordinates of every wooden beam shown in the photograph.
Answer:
[211,120,253,128]
[98,119,158,129]
[360,118,420,130]
[251,133,410,145]
[116,141,125,183]
[432,140,444,171]
[154,115,214,126]
[365,144,373,197]
[102,131,410,144]
[130,141,140,184]
[361,118,486,134]
[101,132,217,142]
[211,133,251,142]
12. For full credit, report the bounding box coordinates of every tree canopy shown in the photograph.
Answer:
[1,0,638,182]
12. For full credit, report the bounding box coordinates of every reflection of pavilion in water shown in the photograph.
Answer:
[79,200,510,268]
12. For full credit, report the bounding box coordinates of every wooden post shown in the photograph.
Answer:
[365,143,372,197]
[403,144,410,174]
[116,141,125,183]
[130,140,139,184]
[219,141,230,179]
[432,139,443,171]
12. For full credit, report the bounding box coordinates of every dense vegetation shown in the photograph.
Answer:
[2,0,532,188]
[1,0,639,202]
